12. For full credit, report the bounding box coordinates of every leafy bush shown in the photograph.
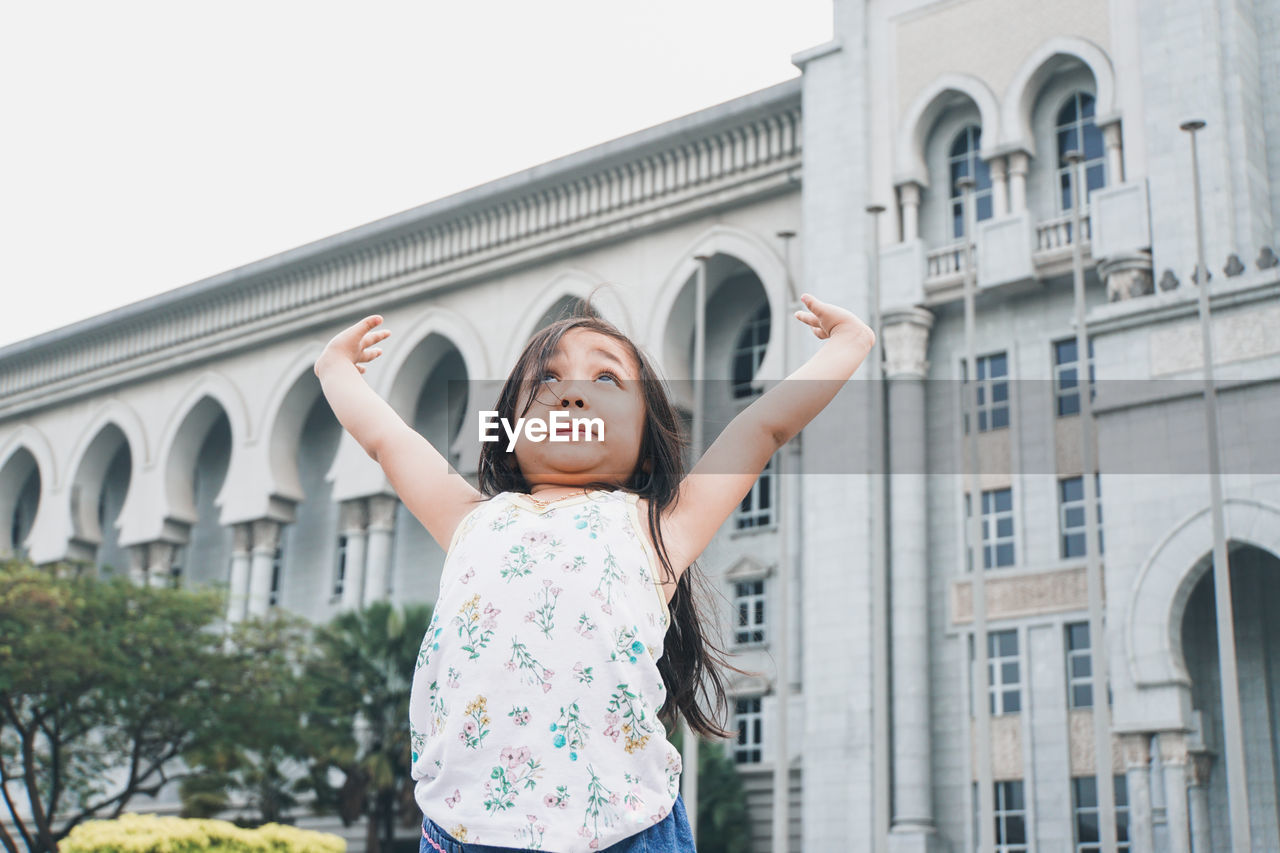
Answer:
[60,812,345,852]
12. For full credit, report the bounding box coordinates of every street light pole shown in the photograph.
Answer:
[956,175,994,853]
[773,229,798,853]
[1064,147,1117,853]
[1180,118,1251,852]
[866,205,890,853]
[683,252,710,846]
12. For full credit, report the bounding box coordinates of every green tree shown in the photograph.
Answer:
[178,609,318,826]
[667,725,752,853]
[0,558,303,853]
[298,601,433,853]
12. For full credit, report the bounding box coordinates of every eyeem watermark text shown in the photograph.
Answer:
[479,411,604,451]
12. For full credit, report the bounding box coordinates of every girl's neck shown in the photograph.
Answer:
[525,483,614,500]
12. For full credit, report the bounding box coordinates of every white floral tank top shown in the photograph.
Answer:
[409,488,682,851]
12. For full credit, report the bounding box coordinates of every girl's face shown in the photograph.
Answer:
[512,328,647,489]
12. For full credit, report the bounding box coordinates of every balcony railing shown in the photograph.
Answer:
[1034,209,1092,254]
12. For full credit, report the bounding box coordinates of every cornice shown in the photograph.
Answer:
[0,81,802,421]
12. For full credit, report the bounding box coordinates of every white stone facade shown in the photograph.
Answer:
[3,1,1279,851]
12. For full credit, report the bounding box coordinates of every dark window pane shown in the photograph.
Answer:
[1084,126,1105,162]
[977,194,993,221]
[1001,662,1018,682]
[1059,393,1081,417]
[1072,657,1092,678]
[1058,98,1078,125]
[999,631,1017,655]
[1068,623,1090,649]
[1066,507,1086,528]
[992,382,1008,403]
[1081,93,1096,118]
[1006,815,1026,844]
[1056,339,1078,365]
[997,517,1014,538]
[995,489,1012,512]
[1065,533,1085,558]
[992,407,1010,429]
[1073,684,1093,707]
[1062,477,1084,502]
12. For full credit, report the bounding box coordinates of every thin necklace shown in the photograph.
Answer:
[525,489,591,511]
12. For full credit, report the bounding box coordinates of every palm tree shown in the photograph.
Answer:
[300,601,433,853]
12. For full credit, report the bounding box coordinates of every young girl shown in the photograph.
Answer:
[314,292,874,852]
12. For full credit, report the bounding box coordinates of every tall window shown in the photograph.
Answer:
[994,780,1029,852]
[1054,337,1096,417]
[966,487,1016,570]
[269,545,284,608]
[734,579,767,645]
[949,124,994,238]
[1066,622,1094,709]
[170,544,185,589]
[1073,775,1131,852]
[732,304,770,399]
[333,533,349,599]
[1060,474,1104,558]
[733,696,763,764]
[735,454,776,530]
[1057,92,1107,211]
[988,629,1021,715]
[962,352,1010,433]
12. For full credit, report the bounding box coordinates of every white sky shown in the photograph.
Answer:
[0,1,832,350]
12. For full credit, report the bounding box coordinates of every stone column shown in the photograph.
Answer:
[1102,122,1124,184]
[1007,152,1029,214]
[127,541,179,588]
[989,156,1009,218]
[339,499,369,612]
[1159,732,1193,853]
[883,306,941,853]
[226,523,252,622]
[899,182,922,242]
[1122,733,1155,853]
[362,495,398,605]
[246,519,281,618]
[1187,751,1214,853]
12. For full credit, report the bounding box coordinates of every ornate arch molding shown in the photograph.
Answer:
[69,400,150,474]
[1126,498,1280,690]
[503,269,633,374]
[895,73,1001,187]
[0,427,57,493]
[1000,36,1117,157]
[648,225,790,387]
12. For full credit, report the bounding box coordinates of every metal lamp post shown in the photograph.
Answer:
[1064,147,1117,853]
[956,174,995,853]
[1180,118,1251,852]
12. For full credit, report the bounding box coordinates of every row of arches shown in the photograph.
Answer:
[0,229,791,620]
[896,38,1123,248]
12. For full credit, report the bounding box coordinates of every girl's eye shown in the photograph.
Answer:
[596,372,620,385]
[540,373,559,385]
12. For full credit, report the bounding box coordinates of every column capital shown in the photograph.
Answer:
[986,155,1008,179]
[368,494,399,530]
[1187,750,1216,787]
[897,181,922,205]
[339,498,369,532]
[250,518,282,554]
[1006,150,1030,176]
[1121,732,1152,768]
[1159,730,1190,766]
[881,306,935,380]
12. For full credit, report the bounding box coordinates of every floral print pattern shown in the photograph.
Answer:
[408,490,680,851]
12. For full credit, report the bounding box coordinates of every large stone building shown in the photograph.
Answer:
[3,0,1278,850]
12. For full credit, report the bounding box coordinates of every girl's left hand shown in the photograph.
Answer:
[793,293,875,346]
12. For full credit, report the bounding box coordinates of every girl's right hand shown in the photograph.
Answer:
[314,315,391,377]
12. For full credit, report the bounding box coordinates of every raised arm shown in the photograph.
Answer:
[314,315,482,551]
[658,294,875,576]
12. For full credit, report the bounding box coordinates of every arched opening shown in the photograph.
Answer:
[386,334,471,604]
[1180,544,1280,850]
[1,449,40,561]
[68,423,133,576]
[165,397,234,590]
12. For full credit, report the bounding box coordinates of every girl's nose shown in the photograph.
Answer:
[559,395,586,409]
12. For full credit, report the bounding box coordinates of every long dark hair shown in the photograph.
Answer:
[476,294,758,740]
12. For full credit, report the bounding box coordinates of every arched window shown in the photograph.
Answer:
[1056,91,1106,210]
[949,125,993,239]
[732,304,770,399]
